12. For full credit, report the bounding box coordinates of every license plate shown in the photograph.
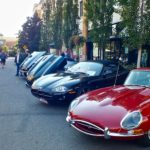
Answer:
[39,98,48,104]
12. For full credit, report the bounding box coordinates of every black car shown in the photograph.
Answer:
[20,51,46,76]
[31,60,129,104]
[26,55,75,86]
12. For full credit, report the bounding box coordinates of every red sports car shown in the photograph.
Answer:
[66,68,150,146]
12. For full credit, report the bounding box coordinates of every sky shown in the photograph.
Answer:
[0,0,40,37]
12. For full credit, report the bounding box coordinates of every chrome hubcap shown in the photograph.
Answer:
[148,130,150,140]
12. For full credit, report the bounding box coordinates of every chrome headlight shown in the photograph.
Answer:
[121,111,143,130]
[52,86,68,93]
[27,75,34,81]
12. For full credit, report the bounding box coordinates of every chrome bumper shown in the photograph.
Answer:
[66,116,144,138]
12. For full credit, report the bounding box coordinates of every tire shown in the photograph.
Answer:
[139,130,150,147]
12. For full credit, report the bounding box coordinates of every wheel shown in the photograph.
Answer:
[139,130,150,147]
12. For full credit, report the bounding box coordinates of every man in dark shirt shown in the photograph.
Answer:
[15,50,27,76]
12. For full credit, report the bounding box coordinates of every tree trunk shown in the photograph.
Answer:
[137,45,142,68]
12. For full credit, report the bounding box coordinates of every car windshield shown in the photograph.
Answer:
[67,62,103,76]
[124,70,150,87]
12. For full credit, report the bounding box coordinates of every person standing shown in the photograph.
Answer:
[141,50,148,67]
[15,50,25,76]
[0,50,7,69]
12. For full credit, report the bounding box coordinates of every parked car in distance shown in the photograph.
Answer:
[27,55,45,73]
[66,68,150,147]
[20,51,46,76]
[26,54,57,86]
[31,60,129,104]
[26,55,75,86]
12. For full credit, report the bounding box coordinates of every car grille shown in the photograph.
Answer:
[72,120,104,136]
[31,89,52,98]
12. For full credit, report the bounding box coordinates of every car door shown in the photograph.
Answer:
[101,65,117,87]
[81,65,109,91]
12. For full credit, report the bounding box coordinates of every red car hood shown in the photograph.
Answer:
[72,85,150,129]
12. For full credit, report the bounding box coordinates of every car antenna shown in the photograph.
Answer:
[114,60,120,87]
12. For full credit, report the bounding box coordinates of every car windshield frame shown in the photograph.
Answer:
[124,70,150,87]
[67,62,103,76]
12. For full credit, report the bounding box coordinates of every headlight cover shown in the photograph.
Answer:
[52,86,68,93]
[121,111,143,130]
[27,75,34,81]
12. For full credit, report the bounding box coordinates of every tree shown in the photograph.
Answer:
[63,0,78,49]
[52,0,63,51]
[85,0,115,59]
[18,12,42,52]
[39,0,53,51]
[116,0,150,67]
[2,45,8,53]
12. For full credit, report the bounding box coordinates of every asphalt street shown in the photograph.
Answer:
[0,57,149,150]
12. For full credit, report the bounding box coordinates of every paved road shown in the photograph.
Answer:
[0,58,149,150]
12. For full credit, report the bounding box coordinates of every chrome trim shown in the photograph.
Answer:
[120,110,143,130]
[20,70,27,73]
[67,118,105,137]
[148,130,150,140]
[71,124,104,137]
[108,131,144,137]
[25,82,30,87]
[104,127,110,139]
[66,116,144,138]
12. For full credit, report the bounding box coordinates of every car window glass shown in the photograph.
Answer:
[67,62,103,76]
[102,66,114,75]
[124,70,150,87]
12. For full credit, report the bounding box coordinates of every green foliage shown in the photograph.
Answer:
[18,12,41,52]
[39,0,64,51]
[63,0,78,49]
[85,0,115,45]
[116,0,150,48]
[52,0,63,50]
[2,45,8,53]
[69,35,85,49]
[39,0,53,51]
[144,0,150,44]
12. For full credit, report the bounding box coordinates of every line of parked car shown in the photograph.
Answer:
[19,51,150,147]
